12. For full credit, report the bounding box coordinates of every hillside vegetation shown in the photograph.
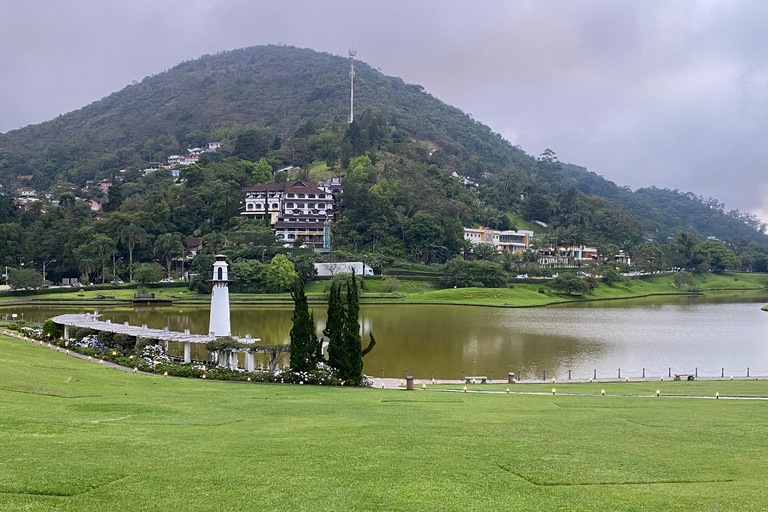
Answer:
[0,45,766,284]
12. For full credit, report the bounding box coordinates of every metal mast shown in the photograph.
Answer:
[348,49,356,123]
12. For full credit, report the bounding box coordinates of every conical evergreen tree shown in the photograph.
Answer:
[340,272,363,384]
[335,271,377,385]
[289,279,319,372]
[325,281,345,369]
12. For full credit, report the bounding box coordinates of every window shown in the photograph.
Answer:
[287,193,295,198]
[217,268,223,280]
[271,204,278,209]
[308,194,316,198]
[286,203,294,208]
[246,203,254,210]
[298,194,306,198]
[297,203,305,209]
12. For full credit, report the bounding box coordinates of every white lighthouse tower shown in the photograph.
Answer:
[208,255,231,337]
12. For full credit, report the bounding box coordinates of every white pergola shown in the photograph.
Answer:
[52,312,264,371]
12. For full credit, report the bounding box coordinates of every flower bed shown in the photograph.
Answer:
[13,319,352,386]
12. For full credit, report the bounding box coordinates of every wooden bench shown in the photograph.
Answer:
[674,374,695,381]
[465,376,487,384]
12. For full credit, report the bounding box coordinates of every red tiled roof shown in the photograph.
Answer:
[245,180,327,195]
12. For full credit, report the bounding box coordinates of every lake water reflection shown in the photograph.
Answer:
[4,293,768,379]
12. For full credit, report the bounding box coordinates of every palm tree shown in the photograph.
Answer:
[119,224,147,283]
[92,234,116,283]
[153,233,184,279]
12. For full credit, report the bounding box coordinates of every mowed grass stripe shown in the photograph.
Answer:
[1,334,767,511]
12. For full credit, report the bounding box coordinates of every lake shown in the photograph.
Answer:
[4,293,768,380]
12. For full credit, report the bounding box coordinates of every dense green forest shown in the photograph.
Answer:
[0,45,766,286]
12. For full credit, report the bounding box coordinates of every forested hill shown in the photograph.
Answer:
[561,163,768,244]
[0,45,532,187]
[0,44,765,247]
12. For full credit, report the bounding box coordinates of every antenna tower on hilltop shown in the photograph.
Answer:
[348,49,356,123]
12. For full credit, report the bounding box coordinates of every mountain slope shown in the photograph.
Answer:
[0,45,532,187]
[0,44,764,245]
[561,163,768,243]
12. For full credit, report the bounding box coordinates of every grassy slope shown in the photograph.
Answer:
[2,334,768,511]
[504,212,543,233]
[369,272,768,306]
[0,287,199,302]
[1,273,765,308]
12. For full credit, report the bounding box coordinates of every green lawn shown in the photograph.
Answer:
[370,272,768,306]
[434,380,768,396]
[0,287,199,302]
[2,272,766,309]
[2,334,768,511]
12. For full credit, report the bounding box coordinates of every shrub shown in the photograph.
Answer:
[443,258,508,288]
[384,275,401,292]
[549,274,589,295]
[42,319,64,340]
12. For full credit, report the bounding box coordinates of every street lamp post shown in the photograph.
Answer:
[112,254,124,284]
[42,260,56,284]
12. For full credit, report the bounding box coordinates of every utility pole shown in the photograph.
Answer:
[348,49,356,123]
[42,260,56,284]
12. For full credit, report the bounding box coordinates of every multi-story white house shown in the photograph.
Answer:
[463,227,534,254]
[241,180,337,245]
[537,246,598,266]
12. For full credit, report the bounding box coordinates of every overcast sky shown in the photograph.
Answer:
[2,1,767,218]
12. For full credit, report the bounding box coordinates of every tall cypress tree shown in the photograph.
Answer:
[289,278,319,372]
[335,271,376,385]
[341,272,363,384]
[325,282,345,370]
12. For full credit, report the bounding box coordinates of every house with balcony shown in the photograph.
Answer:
[463,227,533,254]
[241,180,337,246]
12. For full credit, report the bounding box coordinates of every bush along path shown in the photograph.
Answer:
[2,320,343,386]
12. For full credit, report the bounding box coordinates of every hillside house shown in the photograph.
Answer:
[537,246,598,266]
[98,179,112,194]
[242,180,337,245]
[184,237,204,258]
[86,198,101,211]
[459,176,479,191]
[463,227,533,254]
[317,177,344,195]
[16,187,37,198]
[207,142,221,151]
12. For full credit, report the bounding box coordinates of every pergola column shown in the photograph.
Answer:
[184,342,191,363]
[245,352,255,372]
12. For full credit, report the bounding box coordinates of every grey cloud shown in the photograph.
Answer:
[2,0,768,218]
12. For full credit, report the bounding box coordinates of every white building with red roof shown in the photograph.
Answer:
[242,180,337,245]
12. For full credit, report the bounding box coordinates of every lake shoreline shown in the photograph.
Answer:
[1,288,766,310]
[1,272,766,310]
